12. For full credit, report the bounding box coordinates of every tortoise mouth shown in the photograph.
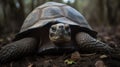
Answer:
[49,35,71,43]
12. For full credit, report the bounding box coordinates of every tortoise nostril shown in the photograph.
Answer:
[59,26,64,29]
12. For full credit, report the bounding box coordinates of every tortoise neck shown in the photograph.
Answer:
[53,40,73,47]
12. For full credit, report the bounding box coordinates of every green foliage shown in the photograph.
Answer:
[64,59,76,65]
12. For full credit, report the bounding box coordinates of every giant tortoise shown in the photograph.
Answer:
[0,2,115,63]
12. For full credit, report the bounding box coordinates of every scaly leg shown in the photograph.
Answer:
[0,37,37,64]
[75,32,115,54]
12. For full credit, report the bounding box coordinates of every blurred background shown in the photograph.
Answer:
[0,0,120,45]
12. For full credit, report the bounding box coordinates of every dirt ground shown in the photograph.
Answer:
[0,25,120,67]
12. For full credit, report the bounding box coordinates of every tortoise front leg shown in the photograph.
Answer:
[0,37,37,64]
[75,32,115,54]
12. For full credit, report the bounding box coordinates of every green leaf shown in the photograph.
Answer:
[64,59,76,65]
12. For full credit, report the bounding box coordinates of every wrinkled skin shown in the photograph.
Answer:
[0,23,115,64]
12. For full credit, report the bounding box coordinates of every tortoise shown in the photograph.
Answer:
[0,2,115,63]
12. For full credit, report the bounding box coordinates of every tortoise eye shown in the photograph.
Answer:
[65,26,70,31]
[51,26,56,32]
[50,33,54,37]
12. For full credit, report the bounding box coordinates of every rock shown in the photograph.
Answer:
[95,60,106,67]
[70,51,81,61]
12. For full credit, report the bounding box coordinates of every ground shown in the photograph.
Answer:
[0,25,120,67]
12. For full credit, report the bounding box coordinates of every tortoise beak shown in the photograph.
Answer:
[58,28,65,36]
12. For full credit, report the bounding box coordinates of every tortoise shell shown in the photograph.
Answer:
[15,2,97,40]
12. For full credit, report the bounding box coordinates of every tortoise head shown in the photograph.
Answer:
[49,23,71,43]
